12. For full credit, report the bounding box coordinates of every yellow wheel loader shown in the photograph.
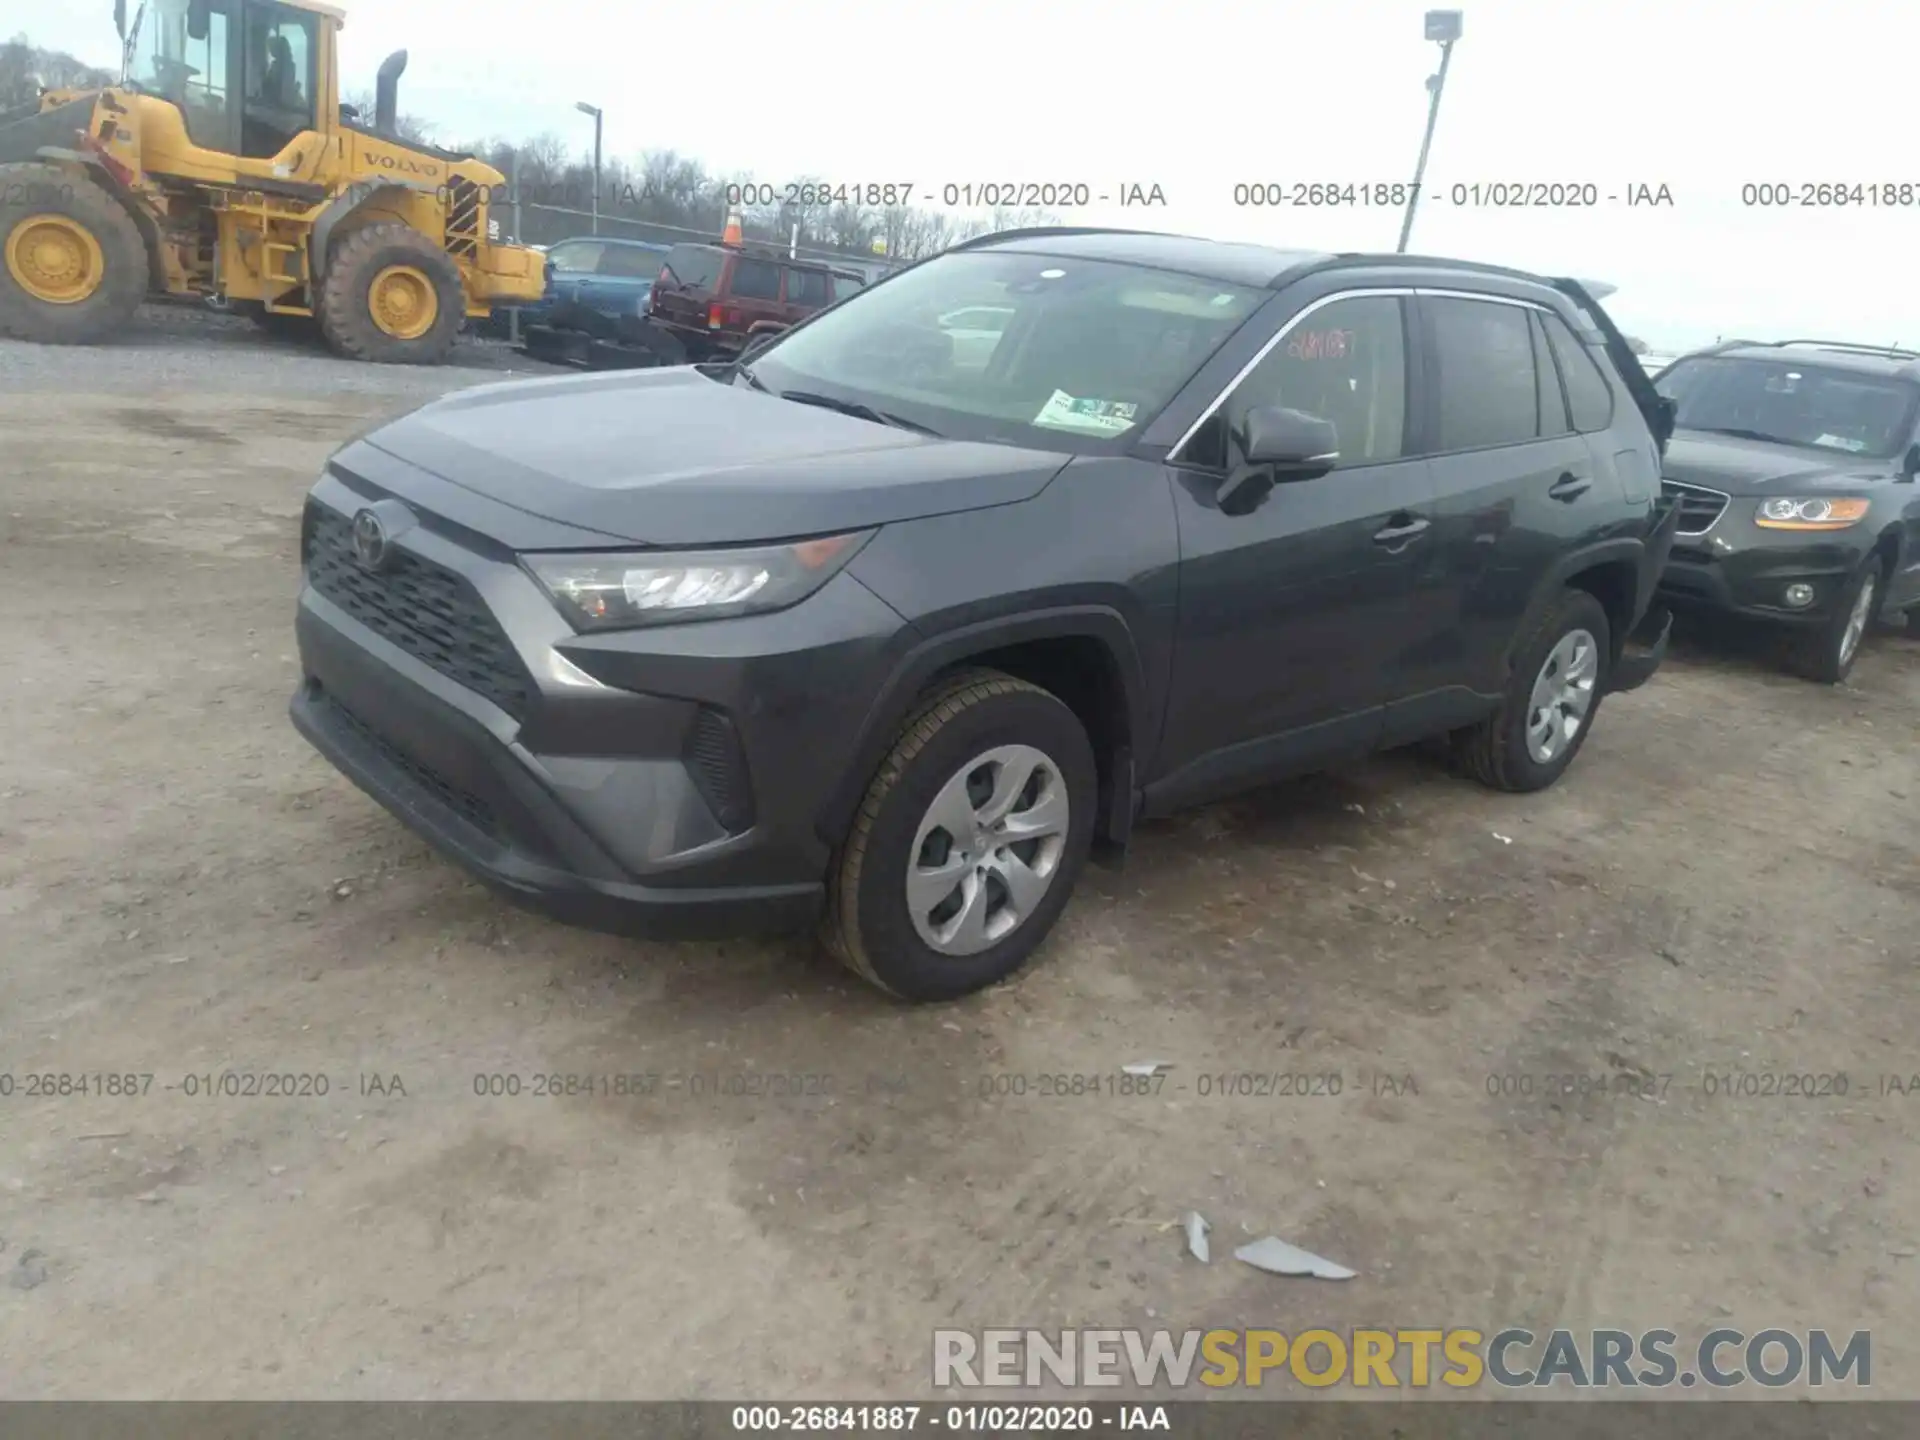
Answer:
[0,0,545,363]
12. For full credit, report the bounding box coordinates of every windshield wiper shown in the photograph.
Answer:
[776,389,940,436]
[1694,425,1793,445]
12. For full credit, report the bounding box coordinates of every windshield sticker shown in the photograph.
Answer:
[1813,433,1869,452]
[1032,389,1138,435]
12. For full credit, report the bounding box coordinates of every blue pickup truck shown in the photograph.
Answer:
[486,236,671,334]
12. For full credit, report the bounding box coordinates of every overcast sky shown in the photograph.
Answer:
[22,0,1916,351]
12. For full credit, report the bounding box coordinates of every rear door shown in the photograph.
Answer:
[1407,292,1599,705]
[782,265,833,325]
[724,256,786,337]
[651,243,724,328]
[590,243,662,317]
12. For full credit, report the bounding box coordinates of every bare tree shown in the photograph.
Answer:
[342,87,435,146]
[2,34,112,108]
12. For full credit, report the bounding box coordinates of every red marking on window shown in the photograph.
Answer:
[1286,328,1356,361]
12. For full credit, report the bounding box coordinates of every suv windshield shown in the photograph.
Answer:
[746,250,1266,451]
[1655,356,1920,459]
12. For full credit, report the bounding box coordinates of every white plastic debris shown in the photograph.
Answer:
[1121,1061,1172,1077]
[1233,1237,1357,1280]
[1184,1211,1210,1263]
[1492,833,1514,845]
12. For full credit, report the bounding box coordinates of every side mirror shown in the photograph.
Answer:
[1904,443,1920,481]
[1215,407,1338,515]
[187,0,210,41]
[339,102,362,123]
[1241,405,1340,472]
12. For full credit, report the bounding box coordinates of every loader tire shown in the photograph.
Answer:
[317,222,465,364]
[0,163,148,345]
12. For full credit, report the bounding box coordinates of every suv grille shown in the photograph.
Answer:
[303,504,534,720]
[1660,480,1731,536]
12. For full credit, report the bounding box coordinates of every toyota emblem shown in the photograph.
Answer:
[351,509,388,570]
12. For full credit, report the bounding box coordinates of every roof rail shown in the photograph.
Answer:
[1778,339,1920,359]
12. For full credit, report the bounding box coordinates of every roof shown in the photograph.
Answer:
[951,227,1594,304]
[554,235,669,250]
[671,239,868,277]
[280,0,347,20]
[955,227,1330,288]
[1694,340,1920,382]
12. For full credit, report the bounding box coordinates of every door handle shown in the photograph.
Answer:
[1548,472,1592,502]
[1372,514,1431,546]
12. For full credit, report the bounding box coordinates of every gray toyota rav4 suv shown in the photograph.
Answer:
[291,227,1680,1001]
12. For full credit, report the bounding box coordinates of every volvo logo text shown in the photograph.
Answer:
[351,509,389,570]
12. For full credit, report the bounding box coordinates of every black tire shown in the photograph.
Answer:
[316,222,465,364]
[822,668,1097,1003]
[1785,554,1885,684]
[1455,589,1613,793]
[0,163,148,344]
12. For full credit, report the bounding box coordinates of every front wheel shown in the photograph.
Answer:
[823,669,1096,1002]
[317,222,466,364]
[1785,555,1884,684]
[1455,589,1612,793]
[0,163,148,344]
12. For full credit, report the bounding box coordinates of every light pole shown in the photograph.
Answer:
[575,101,603,234]
[1396,10,1462,255]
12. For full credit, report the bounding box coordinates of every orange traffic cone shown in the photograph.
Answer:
[721,208,743,246]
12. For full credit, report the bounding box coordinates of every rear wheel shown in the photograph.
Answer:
[823,669,1096,1002]
[317,222,465,364]
[1785,554,1884,684]
[0,163,147,344]
[1455,590,1612,793]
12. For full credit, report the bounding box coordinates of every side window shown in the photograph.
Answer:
[1429,296,1542,451]
[786,268,831,307]
[1183,294,1408,471]
[832,274,865,302]
[1530,312,1572,436]
[730,259,781,301]
[548,242,604,273]
[1540,311,1617,432]
[597,246,660,278]
[241,3,317,157]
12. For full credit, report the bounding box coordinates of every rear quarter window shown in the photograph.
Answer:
[786,268,831,307]
[1540,311,1617,432]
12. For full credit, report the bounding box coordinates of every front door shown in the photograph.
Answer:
[1152,292,1437,808]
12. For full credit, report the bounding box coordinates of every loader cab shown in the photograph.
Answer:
[128,0,340,161]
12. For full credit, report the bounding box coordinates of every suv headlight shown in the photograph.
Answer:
[523,531,875,632]
[1755,497,1870,530]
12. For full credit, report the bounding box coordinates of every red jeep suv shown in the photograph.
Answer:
[648,242,869,360]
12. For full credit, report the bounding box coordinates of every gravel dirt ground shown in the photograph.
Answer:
[1,327,1917,1401]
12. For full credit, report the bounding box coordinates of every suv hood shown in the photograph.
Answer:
[353,368,1070,547]
[1662,430,1895,496]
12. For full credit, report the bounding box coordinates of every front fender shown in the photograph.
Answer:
[815,605,1151,852]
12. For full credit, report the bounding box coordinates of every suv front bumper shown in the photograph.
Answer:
[1658,531,1870,626]
[289,481,907,942]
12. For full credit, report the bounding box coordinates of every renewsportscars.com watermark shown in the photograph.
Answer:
[934,1327,1872,1390]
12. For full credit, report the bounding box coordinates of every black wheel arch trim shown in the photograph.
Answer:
[817,606,1151,855]
[1513,536,1656,677]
